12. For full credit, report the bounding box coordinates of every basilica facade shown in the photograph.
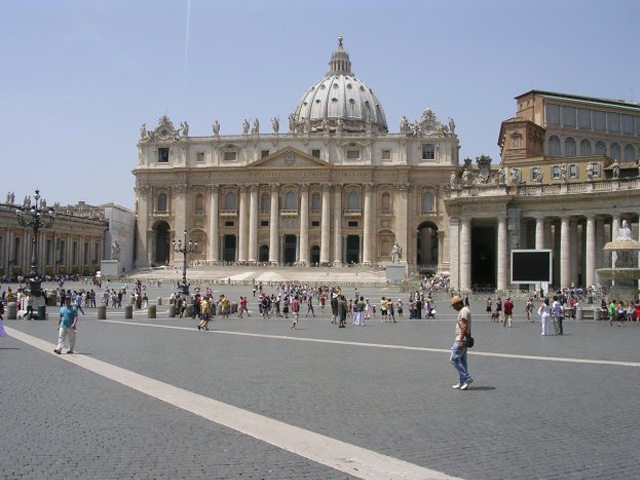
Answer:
[133,37,460,272]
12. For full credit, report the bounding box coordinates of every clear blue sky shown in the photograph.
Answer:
[2,0,639,209]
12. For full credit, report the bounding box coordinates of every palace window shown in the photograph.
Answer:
[422,192,434,213]
[593,111,606,131]
[530,167,541,181]
[595,141,606,155]
[622,115,634,134]
[224,221,234,227]
[157,148,169,163]
[223,151,237,161]
[551,166,561,179]
[311,220,320,227]
[580,139,592,156]
[381,149,391,160]
[261,220,269,227]
[261,194,270,213]
[610,142,621,160]
[194,194,204,214]
[261,150,270,158]
[607,113,620,132]
[578,109,591,129]
[347,221,358,228]
[196,152,205,163]
[548,135,561,156]
[591,163,602,177]
[512,136,522,148]
[421,143,435,160]
[381,193,391,214]
[562,106,576,127]
[546,104,560,125]
[347,191,360,211]
[284,191,296,210]
[224,192,237,211]
[311,149,321,158]
[346,149,360,160]
[569,164,579,178]
[564,137,576,157]
[157,193,168,212]
[311,193,321,213]
[624,144,635,161]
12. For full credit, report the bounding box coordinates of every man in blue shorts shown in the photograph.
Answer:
[54,295,78,354]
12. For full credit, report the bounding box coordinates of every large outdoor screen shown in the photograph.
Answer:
[511,249,552,283]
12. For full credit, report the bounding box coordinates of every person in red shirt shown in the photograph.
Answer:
[503,297,514,327]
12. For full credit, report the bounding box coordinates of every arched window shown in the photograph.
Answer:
[224,191,237,211]
[422,192,434,213]
[548,135,561,156]
[579,139,592,156]
[261,194,270,213]
[311,193,321,213]
[595,141,606,155]
[194,194,204,213]
[284,191,296,210]
[157,193,167,212]
[381,193,391,214]
[347,191,360,210]
[624,144,635,161]
[610,142,621,160]
[564,137,576,157]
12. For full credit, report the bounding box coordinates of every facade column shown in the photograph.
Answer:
[449,218,460,290]
[320,183,331,265]
[585,214,596,287]
[208,185,219,263]
[560,216,571,288]
[299,184,309,264]
[238,186,249,262]
[497,216,508,291]
[570,219,580,286]
[595,217,606,269]
[333,185,343,266]
[362,183,374,265]
[248,184,259,263]
[535,215,545,249]
[395,183,409,264]
[269,184,279,264]
[459,217,472,291]
[135,185,151,268]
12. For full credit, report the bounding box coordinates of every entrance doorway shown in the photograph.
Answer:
[471,226,496,290]
[345,235,360,265]
[283,235,297,264]
[153,221,171,265]
[417,222,439,272]
[222,235,236,262]
[259,245,269,263]
[310,245,320,265]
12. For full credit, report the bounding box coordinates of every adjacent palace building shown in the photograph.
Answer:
[134,36,640,292]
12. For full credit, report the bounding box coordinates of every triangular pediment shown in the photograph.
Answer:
[250,147,331,168]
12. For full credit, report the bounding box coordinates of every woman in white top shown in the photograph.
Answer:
[538,298,552,336]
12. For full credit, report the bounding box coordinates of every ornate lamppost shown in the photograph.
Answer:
[173,229,196,296]
[15,189,55,308]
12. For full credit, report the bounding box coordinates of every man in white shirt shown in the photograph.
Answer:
[450,295,473,390]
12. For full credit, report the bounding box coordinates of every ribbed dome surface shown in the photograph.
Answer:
[291,36,387,134]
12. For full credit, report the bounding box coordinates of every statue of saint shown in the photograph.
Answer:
[212,120,220,135]
[242,119,250,135]
[400,116,410,133]
[450,172,458,189]
[181,121,189,137]
[498,167,506,184]
[23,196,31,209]
[251,118,260,135]
[271,117,279,134]
[560,164,568,183]
[140,123,147,140]
[448,117,456,136]
[618,220,633,240]
[391,242,401,263]
[585,162,594,181]
[612,159,620,179]
[111,240,121,261]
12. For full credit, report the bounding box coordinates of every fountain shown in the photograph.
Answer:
[596,220,640,301]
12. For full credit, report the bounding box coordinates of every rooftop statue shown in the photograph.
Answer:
[242,119,250,135]
[212,120,220,135]
[271,117,279,134]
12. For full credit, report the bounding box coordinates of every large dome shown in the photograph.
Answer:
[290,36,388,134]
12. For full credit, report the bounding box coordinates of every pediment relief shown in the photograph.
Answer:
[250,147,331,168]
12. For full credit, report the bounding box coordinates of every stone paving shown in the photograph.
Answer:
[1,280,640,479]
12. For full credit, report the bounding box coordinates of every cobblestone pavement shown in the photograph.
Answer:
[2,282,639,479]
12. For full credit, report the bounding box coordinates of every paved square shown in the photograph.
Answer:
[1,281,639,479]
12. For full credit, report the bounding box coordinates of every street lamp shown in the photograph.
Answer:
[173,229,196,296]
[15,189,55,309]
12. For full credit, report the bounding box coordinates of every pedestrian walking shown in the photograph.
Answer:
[538,298,552,336]
[552,296,564,335]
[54,295,78,354]
[450,296,473,390]
[290,295,300,329]
[502,297,514,327]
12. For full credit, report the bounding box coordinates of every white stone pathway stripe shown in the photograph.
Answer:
[5,326,462,480]
[99,320,640,368]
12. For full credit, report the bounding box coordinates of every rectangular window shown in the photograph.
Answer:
[261,150,270,158]
[561,106,576,126]
[157,148,169,162]
[311,220,320,227]
[346,149,360,159]
[347,221,358,228]
[577,109,591,129]
[223,151,237,161]
[530,167,540,181]
[545,104,561,125]
[260,220,269,227]
[421,143,435,160]
[512,136,521,148]
[607,113,620,132]
[622,115,634,134]
[551,165,561,179]
[196,152,205,162]
[569,164,578,178]
[592,163,601,177]
[311,149,321,158]
[381,149,391,160]
[593,111,606,131]
[224,221,234,227]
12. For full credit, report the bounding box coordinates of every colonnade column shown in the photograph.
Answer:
[299,184,309,264]
[585,214,596,287]
[269,184,279,264]
[570,219,579,285]
[459,217,471,291]
[362,183,374,265]
[209,185,219,263]
[238,186,248,262]
[449,218,460,290]
[320,183,331,265]
[248,184,259,263]
[395,183,409,263]
[560,216,571,288]
[497,216,507,291]
[535,215,545,249]
[333,185,343,266]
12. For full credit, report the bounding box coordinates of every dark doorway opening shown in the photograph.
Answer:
[154,221,171,264]
[259,245,269,263]
[471,226,496,290]
[346,235,360,265]
[283,235,297,264]
[310,245,320,265]
[222,235,236,262]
